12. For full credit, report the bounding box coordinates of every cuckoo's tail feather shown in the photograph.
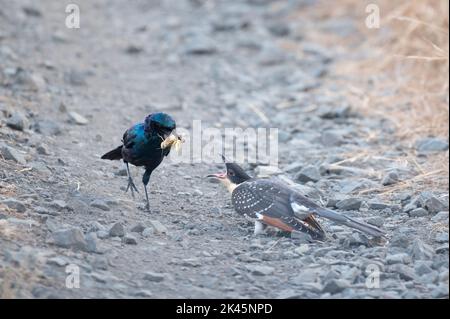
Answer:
[316,207,386,238]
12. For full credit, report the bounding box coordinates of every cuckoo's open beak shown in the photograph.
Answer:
[206,172,227,179]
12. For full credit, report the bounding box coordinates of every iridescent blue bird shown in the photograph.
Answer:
[101,112,177,211]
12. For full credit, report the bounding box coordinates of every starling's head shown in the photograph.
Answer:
[145,112,176,137]
[207,155,251,192]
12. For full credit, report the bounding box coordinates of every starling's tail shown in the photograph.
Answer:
[316,207,386,238]
[101,145,123,160]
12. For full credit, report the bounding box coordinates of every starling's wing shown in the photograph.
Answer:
[288,186,386,238]
[122,128,137,149]
[232,179,325,239]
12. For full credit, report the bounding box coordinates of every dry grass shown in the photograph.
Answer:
[289,0,449,192]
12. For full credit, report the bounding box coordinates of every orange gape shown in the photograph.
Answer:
[261,215,295,232]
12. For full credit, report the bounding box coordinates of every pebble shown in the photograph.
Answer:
[49,200,68,210]
[424,197,448,214]
[6,112,27,131]
[409,208,428,217]
[90,199,110,211]
[409,239,434,260]
[336,198,362,211]
[109,222,125,237]
[68,111,89,125]
[85,232,98,253]
[36,144,50,155]
[415,137,448,153]
[367,217,384,227]
[52,228,88,251]
[322,279,350,294]
[368,201,390,210]
[382,171,399,186]
[143,271,166,282]
[122,233,137,245]
[142,227,154,237]
[1,199,26,213]
[295,165,321,183]
[246,265,275,276]
[386,253,411,265]
[320,130,343,147]
[0,143,26,165]
[431,211,449,222]
[390,264,416,281]
[148,220,168,235]
[33,120,62,136]
[130,223,146,233]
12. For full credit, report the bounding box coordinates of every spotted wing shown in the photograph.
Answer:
[231,179,324,239]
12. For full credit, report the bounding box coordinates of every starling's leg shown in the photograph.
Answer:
[125,162,139,198]
[142,168,152,212]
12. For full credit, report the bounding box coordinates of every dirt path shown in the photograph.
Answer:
[0,0,448,299]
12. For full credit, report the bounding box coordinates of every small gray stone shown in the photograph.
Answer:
[415,137,448,153]
[409,208,428,217]
[96,230,109,239]
[6,112,27,131]
[122,234,137,245]
[88,221,106,232]
[403,202,417,213]
[336,198,362,211]
[85,232,98,253]
[414,262,433,276]
[0,144,26,165]
[430,284,449,298]
[382,171,399,186]
[424,197,448,214]
[1,199,26,213]
[245,265,275,276]
[52,228,87,251]
[343,232,370,247]
[33,120,62,136]
[434,232,449,243]
[320,130,343,147]
[436,244,449,254]
[295,165,321,183]
[90,199,110,211]
[47,256,68,267]
[368,201,390,210]
[143,271,166,282]
[36,144,50,155]
[130,223,145,233]
[390,264,416,281]
[409,239,434,260]
[386,253,411,265]
[322,279,350,294]
[267,23,290,37]
[431,211,449,222]
[49,200,68,210]
[148,220,168,235]
[142,227,154,237]
[183,37,217,55]
[68,111,89,125]
[109,222,125,237]
[390,233,410,249]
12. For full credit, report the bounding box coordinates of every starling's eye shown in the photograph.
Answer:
[229,170,235,176]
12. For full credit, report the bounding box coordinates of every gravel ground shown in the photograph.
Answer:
[0,0,448,299]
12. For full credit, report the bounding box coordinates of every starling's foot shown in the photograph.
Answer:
[125,177,139,198]
[145,202,150,212]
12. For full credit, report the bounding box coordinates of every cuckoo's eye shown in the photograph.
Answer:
[228,170,235,176]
